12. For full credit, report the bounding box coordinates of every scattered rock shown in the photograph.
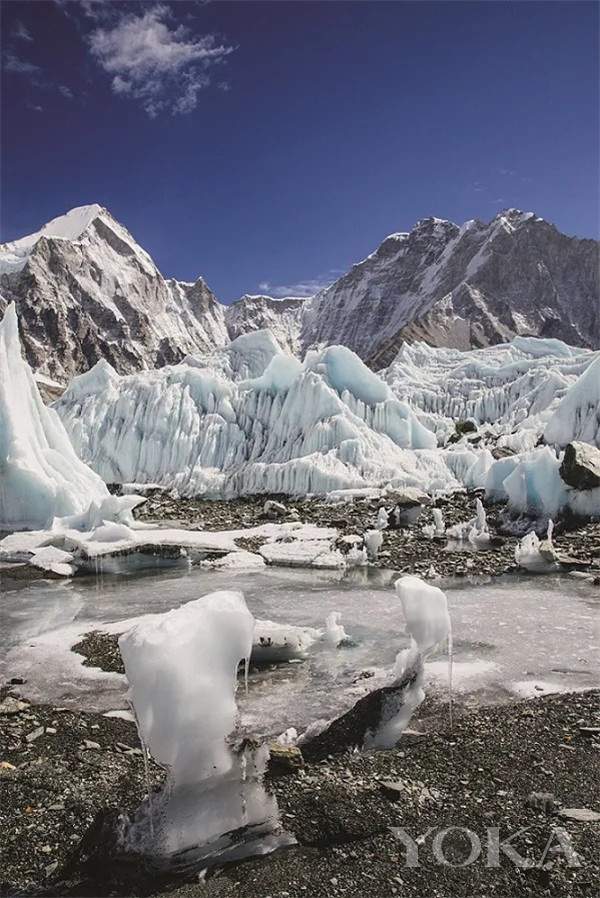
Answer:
[268,742,304,776]
[25,726,45,743]
[526,791,559,815]
[380,779,406,801]
[263,499,288,519]
[558,807,600,823]
[560,441,600,490]
[0,696,29,715]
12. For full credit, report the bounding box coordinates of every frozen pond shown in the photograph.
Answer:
[1,566,599,737]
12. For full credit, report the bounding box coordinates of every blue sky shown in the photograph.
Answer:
[2,0,598,301]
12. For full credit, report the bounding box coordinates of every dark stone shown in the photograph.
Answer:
[301,659,421,762]
[559,442,600,490]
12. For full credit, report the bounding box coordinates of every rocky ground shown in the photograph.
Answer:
[1,688,598,898]
[133,490,600,580]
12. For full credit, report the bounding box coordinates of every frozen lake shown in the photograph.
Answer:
[1,566,599,737]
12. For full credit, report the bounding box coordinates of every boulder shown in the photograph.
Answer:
[301,658,421,762]
[559,442,600,490]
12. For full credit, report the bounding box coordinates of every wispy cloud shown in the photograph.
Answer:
[258,273,339,298]
[3,51,41,74]
[88,3,235,117]
[58,84,74,100]
[13,21,33,42]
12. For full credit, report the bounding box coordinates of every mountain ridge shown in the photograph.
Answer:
[1,204,597,382]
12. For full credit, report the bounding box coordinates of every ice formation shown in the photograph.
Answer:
[119,590,289,866]
[446,498,490,546]
[543,354,600,448]
[383,339,599,448]
[364,528,384,561]
[0,303,112,530]
[252,619,320,662]
[323,611,351,647]
[432,507,445,535]
[515,529,558,574]
[366,576,451,749]
[55,337,489,500]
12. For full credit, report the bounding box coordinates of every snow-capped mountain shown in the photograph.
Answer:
[1,205,597,382]
[300,211,599,365]
[226,294,305,354]
[0,204,230,382]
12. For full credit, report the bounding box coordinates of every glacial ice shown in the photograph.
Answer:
[119,589,289,866]
[119,590,253,783]
[543,354,600,448]
[515,530,558,574]
[366,576,451,749]
[323,611,351,647]
[54,337,457,499]
[0,303,111,530]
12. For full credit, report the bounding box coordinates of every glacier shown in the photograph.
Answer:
[3,293,600,531]
[52,326,600,522]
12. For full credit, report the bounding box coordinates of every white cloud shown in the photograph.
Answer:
[3,51,41,74]
[13,21,33,42]
[58,84,74,100]
[88,4,234,117]
[258,275,338,299]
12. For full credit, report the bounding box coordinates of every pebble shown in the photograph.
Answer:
[0,696,29,715]
[558,807,600,822]
[25,726,44,743]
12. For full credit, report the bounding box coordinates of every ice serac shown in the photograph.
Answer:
[0,205,229,383]
[225,294,305,355]
[300,211,599,362]
[382,338,599,451]
[119,590,288,867]
[0,302,110,530]
[56,338,456,498]
[544,354,600,448]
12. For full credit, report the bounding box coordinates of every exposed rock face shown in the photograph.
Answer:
[560,441,600,490]
[225,294,305,354]
[3,205,597,382]
[0,205,229,383]
[300,211,599,366]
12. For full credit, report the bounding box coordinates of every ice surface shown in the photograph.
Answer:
[54,342,457,499]
[515,531,558,574]
[364,528,383,561]
[383,339,598,448]
[28,545,75,578]
[323,611,351,647]
[2,568,598,734]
